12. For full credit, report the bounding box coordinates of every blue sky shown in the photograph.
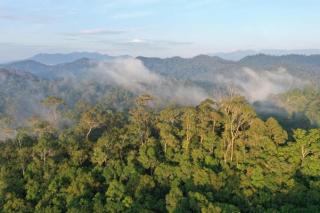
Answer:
[0,0,319,61]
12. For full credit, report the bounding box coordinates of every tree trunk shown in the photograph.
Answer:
[230,137,235,162]
[43,149,46,170]
[17,138,22,149]
[21,165,25,176]
[86,127,93,140]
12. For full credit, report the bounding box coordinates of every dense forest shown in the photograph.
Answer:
[1,91,320,212]
[1,54,320,212]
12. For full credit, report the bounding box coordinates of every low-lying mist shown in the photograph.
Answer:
[0,58,312,140]
[0,58,209,139]
[91,58,209,105]
[217,67,307,102]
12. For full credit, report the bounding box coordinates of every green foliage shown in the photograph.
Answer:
[0,95,320,212]
[273,87,320,128]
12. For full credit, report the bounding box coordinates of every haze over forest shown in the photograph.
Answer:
[1,0,320,212]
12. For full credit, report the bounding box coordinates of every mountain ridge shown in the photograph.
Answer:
[1,54,320,82]
[28,52,130,65]
[211,49,320,61]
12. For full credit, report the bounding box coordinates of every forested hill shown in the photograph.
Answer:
[137,55,236,79]
[138,54,320,81]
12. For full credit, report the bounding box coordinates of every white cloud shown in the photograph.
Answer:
[128,38,147,44]
[122,38,193,46]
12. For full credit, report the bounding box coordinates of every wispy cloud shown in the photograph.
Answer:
[103,0,160,8]
[63,28,126,38]
[111,11,154,20]
[79,28,125,35]
[124,38,194,46]
[164,40,195,45]
[0,14,19,20]
[0,8,55,23]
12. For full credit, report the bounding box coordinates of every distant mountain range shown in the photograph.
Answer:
[0,58,94,79]
[3,49,320,65]
[4,49,320,65]
[138,54,320,82]
[1,53,320,85]
[0,53,131,79]
[211,49,320,61]
[28,52,130,65]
